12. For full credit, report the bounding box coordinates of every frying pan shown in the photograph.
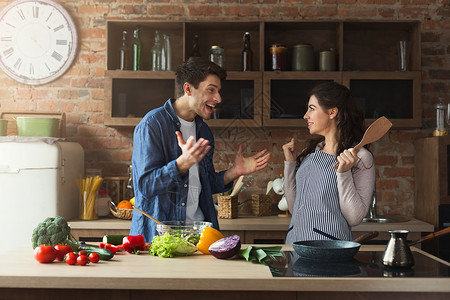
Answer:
[292,231,379,262]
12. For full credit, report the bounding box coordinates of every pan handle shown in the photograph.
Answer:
[353,231,379,244]
[410,226,450,246]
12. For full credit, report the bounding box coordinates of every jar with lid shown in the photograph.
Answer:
[96,190,112,217]
[433,100,448,136]
[210,46,224,68]
[292,44,314,71]
[269,44,287,71]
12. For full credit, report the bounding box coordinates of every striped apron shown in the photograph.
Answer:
[286,150,353,244]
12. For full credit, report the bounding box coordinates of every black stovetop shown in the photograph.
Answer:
[268,251,450,278]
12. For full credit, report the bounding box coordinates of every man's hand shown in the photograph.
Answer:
[224,145,271,185]
[175,131,211,176]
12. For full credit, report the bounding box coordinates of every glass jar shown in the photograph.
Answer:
[210,45,224,67]
[433,101,448,136]
[269,44,287,71]
[96,189,112,217]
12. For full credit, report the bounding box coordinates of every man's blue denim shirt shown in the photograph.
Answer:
[130,98,232,242]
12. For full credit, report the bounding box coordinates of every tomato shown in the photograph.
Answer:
[88,252,100,263]
[77,255,89,266]
[54,244,73,261]
[33,245,57,263]
[77,250,87,256]
[64,252,77,265]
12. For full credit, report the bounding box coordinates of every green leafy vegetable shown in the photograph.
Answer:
[168,229,201,245]
[150,233,197,258]
[239,245,283,265]
[31,216,79,251]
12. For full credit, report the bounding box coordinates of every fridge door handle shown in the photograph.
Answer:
[0,165,19,174]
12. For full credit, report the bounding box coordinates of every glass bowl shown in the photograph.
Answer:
[156,221,213,245]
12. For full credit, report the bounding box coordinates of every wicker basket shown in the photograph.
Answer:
[251,194,272,216]
[218,195,238,219]
[109,202,133,220]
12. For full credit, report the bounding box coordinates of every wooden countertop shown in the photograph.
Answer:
[68,215,434,233]
[0,244,449,293]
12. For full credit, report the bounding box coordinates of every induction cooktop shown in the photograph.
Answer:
[268,251,450,277]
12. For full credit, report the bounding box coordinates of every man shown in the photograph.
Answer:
[130,57,271,242]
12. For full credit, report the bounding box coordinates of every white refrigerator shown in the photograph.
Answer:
[0,140,84,254]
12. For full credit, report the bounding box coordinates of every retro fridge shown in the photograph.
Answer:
[0,140,84,254]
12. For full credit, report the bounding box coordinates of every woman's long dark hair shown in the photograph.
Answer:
[296,81,366,168]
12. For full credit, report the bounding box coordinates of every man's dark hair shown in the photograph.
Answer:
[175,57,227,98]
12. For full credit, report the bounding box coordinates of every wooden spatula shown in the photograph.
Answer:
[133,206,165,226]
[230,175,244,197]
[334,116,392,169]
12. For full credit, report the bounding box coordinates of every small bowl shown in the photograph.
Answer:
[156,221,213,245]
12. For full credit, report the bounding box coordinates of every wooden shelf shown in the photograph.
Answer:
[104,20,421,128]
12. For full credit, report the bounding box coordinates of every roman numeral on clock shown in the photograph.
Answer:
[54,25,64,32]
[33,6,39,18]
[56,40,67,45]
[17,9,25,20]
[51,51,63,61]
[14,58,22,69]
[3,47,14,58]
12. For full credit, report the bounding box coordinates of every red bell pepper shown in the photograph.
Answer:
[122,235,147,255]
[99,242,123,254]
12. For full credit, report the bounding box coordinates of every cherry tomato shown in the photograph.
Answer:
[33,245,57,263]
[88,252,100,263]
[77,250,87,256]
[54,244,73,261]
[77,255,89,266]
[64,252,77,265]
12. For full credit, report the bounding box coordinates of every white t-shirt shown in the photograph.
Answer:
[178,117,204,222]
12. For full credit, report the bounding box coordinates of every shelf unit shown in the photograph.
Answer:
[105,20,421,128]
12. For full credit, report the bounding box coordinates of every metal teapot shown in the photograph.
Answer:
[382,230,414,268]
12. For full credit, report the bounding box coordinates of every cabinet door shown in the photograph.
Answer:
[342,71,421,128]
[262,71,341,127]
[206,71,262,128]
[104,71,175,127]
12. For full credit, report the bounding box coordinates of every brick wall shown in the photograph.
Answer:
[0,0,449,216]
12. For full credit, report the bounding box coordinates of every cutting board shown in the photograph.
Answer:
[0,112,66,137]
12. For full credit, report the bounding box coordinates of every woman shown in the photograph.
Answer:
[283,81,375,243]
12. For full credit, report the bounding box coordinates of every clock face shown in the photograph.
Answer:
[0,0,78,85]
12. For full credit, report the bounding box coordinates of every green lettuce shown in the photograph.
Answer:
[150,233,197,258]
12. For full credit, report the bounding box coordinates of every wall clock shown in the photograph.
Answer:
[0,0,78,85]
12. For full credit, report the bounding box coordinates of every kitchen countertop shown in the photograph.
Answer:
[68,215,434,232]
[0,244,449,299]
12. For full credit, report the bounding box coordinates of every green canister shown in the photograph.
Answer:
[292,44,314,71]
[319,50,336,71]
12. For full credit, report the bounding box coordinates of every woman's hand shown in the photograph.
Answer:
[336,148,359,173]
[282,138,296,162]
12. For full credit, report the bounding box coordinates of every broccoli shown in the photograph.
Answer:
[31,216,78,250]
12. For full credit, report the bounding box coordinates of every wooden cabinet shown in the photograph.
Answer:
[104,20,421,128]
[415,137,450,260]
